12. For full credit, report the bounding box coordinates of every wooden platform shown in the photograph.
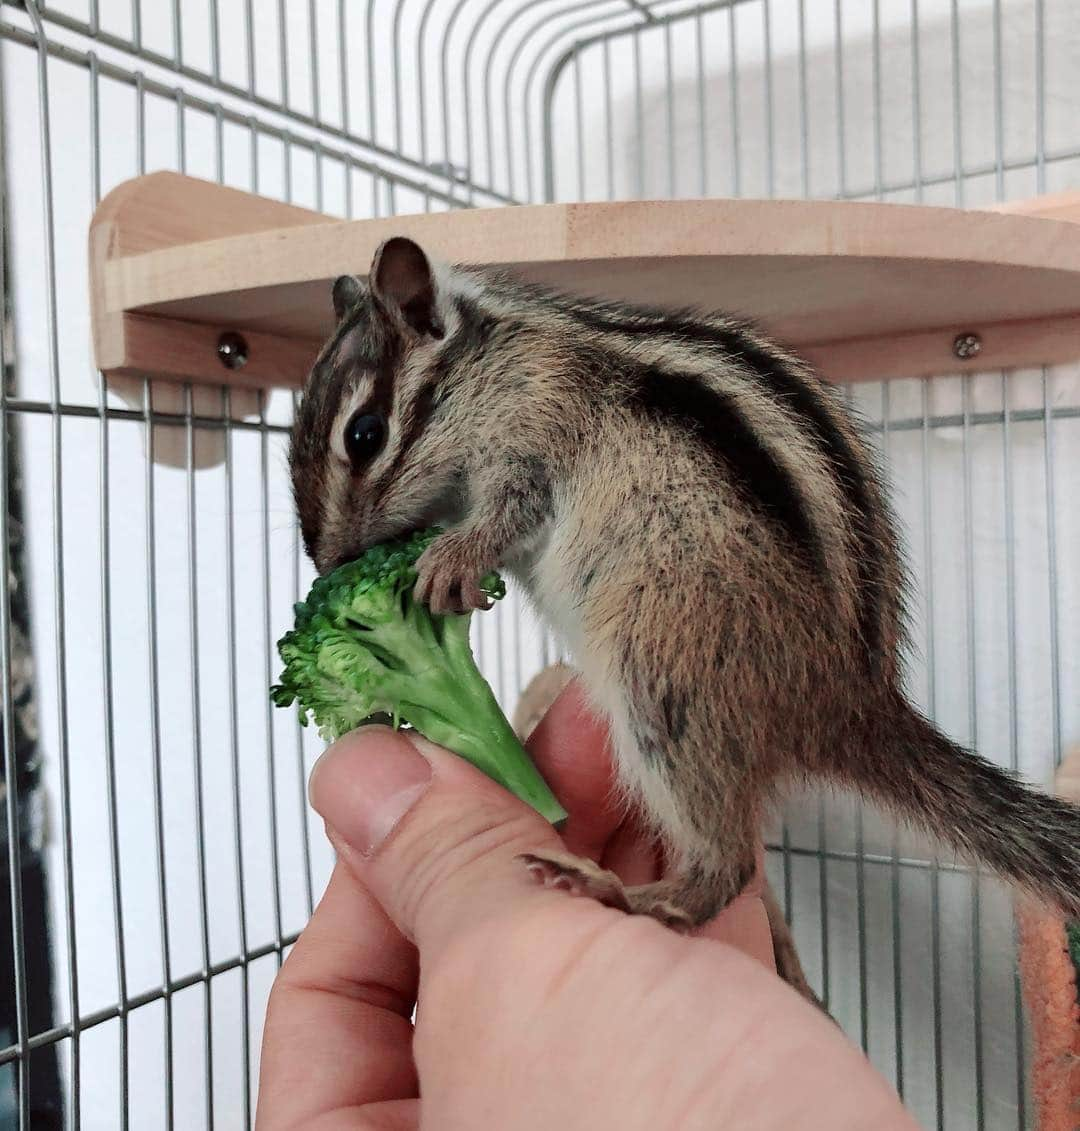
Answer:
[90,172,1080,388]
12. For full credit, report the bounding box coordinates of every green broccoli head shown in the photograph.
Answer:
[271,529,566,823]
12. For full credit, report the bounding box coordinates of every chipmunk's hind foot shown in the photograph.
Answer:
[518,850,694,932]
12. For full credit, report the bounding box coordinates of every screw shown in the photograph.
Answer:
[953,332,981,360]
[217,331,249,370]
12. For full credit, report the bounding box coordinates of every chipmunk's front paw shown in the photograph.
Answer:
[414,533,493,615]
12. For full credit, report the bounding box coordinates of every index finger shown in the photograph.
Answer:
[523,678,626,859]
[256,860,419,1130]
[527,682,776,968]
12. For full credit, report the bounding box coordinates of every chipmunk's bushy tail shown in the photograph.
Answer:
[851,698,1080,918]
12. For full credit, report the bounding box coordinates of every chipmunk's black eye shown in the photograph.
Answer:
[343,411,386,469]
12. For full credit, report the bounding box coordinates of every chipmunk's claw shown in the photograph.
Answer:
[518,851,695,932]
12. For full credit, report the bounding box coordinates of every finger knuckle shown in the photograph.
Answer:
[392,803,544,931]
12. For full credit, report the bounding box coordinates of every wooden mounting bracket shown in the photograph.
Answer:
[90,173,1080,388]
[90,172,331,390]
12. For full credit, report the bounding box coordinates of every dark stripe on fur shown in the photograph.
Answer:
[715,328,887,667]
[429,295,500,395]
[494,282,888,666]
[628,366,825,573]
[370,377,438,500]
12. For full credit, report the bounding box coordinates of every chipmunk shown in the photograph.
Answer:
[511,661,818,1002]
[290,235,1080,995]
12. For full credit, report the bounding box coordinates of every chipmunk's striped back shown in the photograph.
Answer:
[455,270,905,679]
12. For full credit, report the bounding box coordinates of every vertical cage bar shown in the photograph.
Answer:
[366,0,378,146]
[911,0,922,199]
[762,0,773,197]
[844,385,868,1054]
[993,0,1004,200]
[209,0,222,84]
[882,380,904,1100]
[695,12,705,197]
[140,374,174,1131]
[0,31,30,1131]
[872,0,882,199]
[393,0,407,157]
[633,31,644,198]
[603,36,615,200]
[495,572,507,706]
[251,129,285,967]
[258,390,285,967]
[183,381,214,1131]
[797,0,808,198]
[440,0,467,208]
[417,5,431,194]
[511,589,523,702]
[318,140,330,215]
[462,17,476,206]
[1034,0,1045,192]
[342,152,357,220]
[340,0,351,135]
[727,1,739,197]
[960,374,985,1128]
[24,6,81,1124]
[1000,373,1026,1131]
[664,22,674,198]
[100,59,134,1131]
[278,0,290,109]
[310,0,322,125]
[172,0,182,68]
[290,399,315,919]
[214,104,225,185]
[244,0,255,96]
[222,386,252,1130]
[920,378,944,1131]
[1042,369,1061,767]
[950,0,963,205]
[833,0,845,197]
[813,0,832,1008]
[574,48,585,201]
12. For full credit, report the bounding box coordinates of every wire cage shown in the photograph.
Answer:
[0,0,1077,1127]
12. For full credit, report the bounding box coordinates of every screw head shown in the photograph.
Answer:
[217,331,249,370]
[953,332,982,360]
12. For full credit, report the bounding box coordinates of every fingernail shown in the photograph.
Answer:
[309,727,433,856]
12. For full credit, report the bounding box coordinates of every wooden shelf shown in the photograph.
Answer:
[90,172,1080,388]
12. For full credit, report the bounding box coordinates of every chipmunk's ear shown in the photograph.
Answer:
[332,275,364,322]
[369,237,445,340]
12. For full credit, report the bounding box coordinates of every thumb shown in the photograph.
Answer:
[308,725,572,953]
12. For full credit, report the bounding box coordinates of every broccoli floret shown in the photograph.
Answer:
[271,529,567,824]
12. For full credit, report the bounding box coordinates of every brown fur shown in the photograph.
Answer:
[514,662,823,1005]
[290,238,1080,997]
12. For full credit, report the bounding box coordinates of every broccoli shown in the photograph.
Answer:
[271,529,567,824]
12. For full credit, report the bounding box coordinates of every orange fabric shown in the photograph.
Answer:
[1017,899,1080,1131]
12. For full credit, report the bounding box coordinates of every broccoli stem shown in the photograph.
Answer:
[382,609,568,824]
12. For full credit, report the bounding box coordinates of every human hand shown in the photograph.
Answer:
[256,681,916,1130]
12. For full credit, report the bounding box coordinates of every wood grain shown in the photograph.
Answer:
[90,173,1080,388]
[802,312,1080,383]
[109,313,321,389]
